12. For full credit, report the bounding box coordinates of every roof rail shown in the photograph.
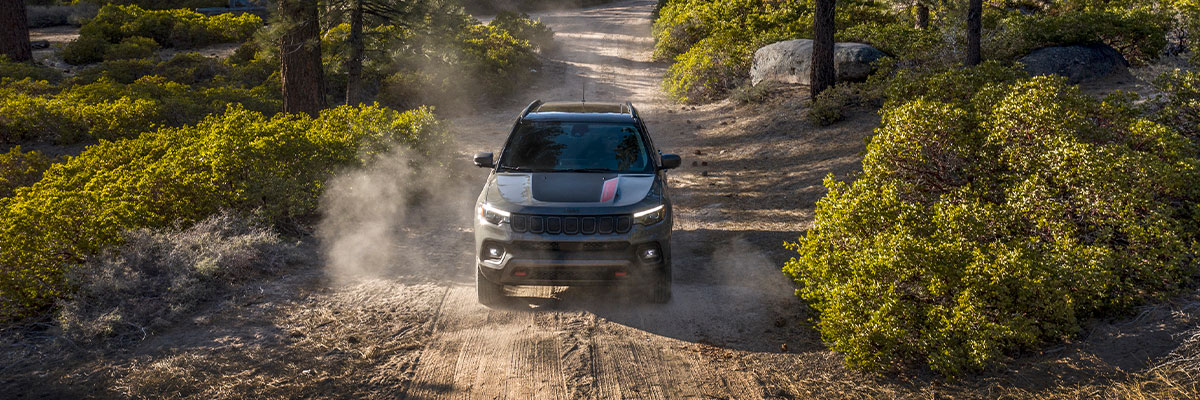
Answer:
[519,100,543,120]
[625,101,640,121]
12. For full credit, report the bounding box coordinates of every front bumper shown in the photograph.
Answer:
[474,216,671,286]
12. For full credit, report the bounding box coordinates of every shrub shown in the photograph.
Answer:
[1150,68,1200,141]
[78,0,226,9]
[653,0,894,103]
[103,36,160,61]
[729,79,780,105]
[663,32,753,103]
[73,51,271,89]
[807,83,873,126]
[57,211,294,344]
[839,23,943,66]
[0,78,60,96]
[0,104,447,321]
[0,56,64,84]
[378,23,541,107]
[490,11,556,53]
[72,4,261,57]
[881,61,1027,109]
[75,58,157,83]
[61,35,111,65]
[0,80,171,144]
[453,24,540,97]
[0,71,281,145]
[1180,0,1200,64]
[989,9,1170,64]
[784,73,1200,375]
[0,146,52,199]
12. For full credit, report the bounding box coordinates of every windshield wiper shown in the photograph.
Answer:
[499,165,552,172]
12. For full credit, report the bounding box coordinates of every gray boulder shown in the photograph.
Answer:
[750,39,886,86]
[1019,44,1128,84]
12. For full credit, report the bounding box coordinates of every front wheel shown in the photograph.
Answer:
[476,267,506,305]
[645,266,672,304]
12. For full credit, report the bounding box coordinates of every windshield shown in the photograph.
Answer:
[498,121,653,173]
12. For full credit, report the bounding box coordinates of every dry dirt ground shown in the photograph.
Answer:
[4,1,1200,398]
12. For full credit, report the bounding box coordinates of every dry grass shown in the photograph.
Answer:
[56,211,297,345]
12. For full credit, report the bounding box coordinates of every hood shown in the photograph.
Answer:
[487,172,656,208]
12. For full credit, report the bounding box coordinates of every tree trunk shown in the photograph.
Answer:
[0,0,32,62]
[280,0,326,116]
[915,2,929,30]
[811,0,836,100]
[966,0,982,65]
[345,0,365,106]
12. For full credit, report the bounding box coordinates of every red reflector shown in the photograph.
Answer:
[614,271,627,277]
[514,271,527,277]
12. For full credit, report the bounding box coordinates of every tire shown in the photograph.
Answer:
[476,267,506,305]
[645,265,672,304]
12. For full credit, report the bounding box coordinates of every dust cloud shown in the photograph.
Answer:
[316,145,479,284]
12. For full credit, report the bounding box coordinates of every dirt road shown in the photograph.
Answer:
[404,1,847,397]
[6,1,1197,398]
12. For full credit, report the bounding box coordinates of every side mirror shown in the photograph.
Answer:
[474,152,494,168]
[660,153,681,170]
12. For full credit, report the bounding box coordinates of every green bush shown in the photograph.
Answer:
[490,11,556,53]
[0,56,64,84]
[989,9,1170,64]
[61,35,111,65]
[784,72,1200,375]
[0,147,52,199]
[0,78,60,96]
[73,51,274,89]
[1179,0,1200,64]
[79,0,227,9]
[663,32,753,103]
[75,58,157,83]
[0,104,448,321]
[0,90,157,144]
[881,61,1027,110]
[839,23,942,65]
[0,74,281,144]
[807,83,873,126]
[454,24,540,97]
[66,4,261,65]
[653,0,894,103]
[729,79,780,104]
[103,36,160,61]
[1151,68,1200,142]
[377,23,540,108]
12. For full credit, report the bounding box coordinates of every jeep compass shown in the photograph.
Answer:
[472,100,681,305]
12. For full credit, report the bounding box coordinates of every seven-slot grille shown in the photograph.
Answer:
[510,214,632,234]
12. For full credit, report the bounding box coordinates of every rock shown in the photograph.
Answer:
[751,39,887,86]
[30,40,50,50]
[1018,44,1128,84]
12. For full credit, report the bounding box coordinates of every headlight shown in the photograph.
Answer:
[632,204,665,226]
[478,203,510,225]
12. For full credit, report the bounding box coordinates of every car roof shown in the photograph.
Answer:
[521,101,639,123]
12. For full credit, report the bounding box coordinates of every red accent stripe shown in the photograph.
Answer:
[600,178,618,202]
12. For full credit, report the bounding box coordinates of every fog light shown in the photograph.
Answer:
[637,244,662,263]
[483,243,505,261]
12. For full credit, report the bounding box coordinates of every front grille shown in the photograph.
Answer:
[517,266,625,281]
[511,214,632,234]
[512,241,630,252]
